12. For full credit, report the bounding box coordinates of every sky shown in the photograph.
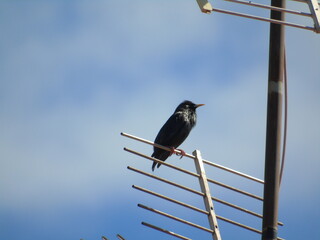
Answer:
[0,1,319,240]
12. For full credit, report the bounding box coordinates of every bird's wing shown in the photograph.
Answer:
[154,113,191,148]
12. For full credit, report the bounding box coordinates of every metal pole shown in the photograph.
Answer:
[262,0,285,239]
[193,150,222,240]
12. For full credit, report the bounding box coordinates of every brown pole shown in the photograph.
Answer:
[262,0,285,239]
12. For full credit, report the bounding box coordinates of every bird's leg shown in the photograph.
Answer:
[169,147,176,156]
[176,148,186,159]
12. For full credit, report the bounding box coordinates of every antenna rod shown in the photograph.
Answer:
[262,0,285,239]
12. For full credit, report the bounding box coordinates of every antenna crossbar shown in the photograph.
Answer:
[121,132,264,183]
[224,0,312,17]
[126,148,263,200]
[202,159,264,184]
[141,222,192,240]
[123,132,285,238]
[124,147,199,177]
[116,234,125,240]
[196,0,319,32]
[216,216,285,240]
[139,204,214,233]
[211,7,315,31]
[128,166,204,196]
[133,185,209,215]
[133,185,283,226]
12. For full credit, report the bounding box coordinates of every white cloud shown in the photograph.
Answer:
[0,1,319,230]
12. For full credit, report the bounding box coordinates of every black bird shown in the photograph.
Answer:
[151,100,204,171]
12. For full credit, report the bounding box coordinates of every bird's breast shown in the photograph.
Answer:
[177,110,196,127]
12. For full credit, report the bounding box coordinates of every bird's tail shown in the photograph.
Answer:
[152,159,161,171]
[152,161,157,171]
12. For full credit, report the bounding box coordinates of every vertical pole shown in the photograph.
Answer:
[262,0,285,239]
[193,150,222,240]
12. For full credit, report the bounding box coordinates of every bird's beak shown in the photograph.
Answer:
[195,104,205,108]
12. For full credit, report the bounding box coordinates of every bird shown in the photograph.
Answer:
[151,100,204,171]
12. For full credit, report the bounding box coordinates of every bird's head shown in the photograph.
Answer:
[175,100,205,112]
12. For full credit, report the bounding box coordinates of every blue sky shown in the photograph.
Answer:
[0,1,319,240]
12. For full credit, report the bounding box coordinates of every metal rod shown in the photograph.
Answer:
[218,214,261,234]
[126,147,264,200]
[203,159,264,184]
[133,185,209,215]
[124,147,200,178]
[116,234,125,240]
[211,196,263,218]
[122,132,264,183]
[290,0,307,3]
[121,132,195,159]
[279,48,288,185]
[141,222,192,240]
[216,215,284,240]
[262,0,285,238]
[211,7,315,32]
[193,150,222,240]
[124,137,284,224]
[211,195,283,226]
[138,204,214,233]
[143,208,287,240]
[127,166,205,197]
[207,177,263,201]
[133,184,284,226]
[308,0,320,33]
[224,0,312,17]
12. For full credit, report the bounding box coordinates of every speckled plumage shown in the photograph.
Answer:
[151,100,204,171]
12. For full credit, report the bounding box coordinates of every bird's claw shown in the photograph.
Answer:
[176,148,186,159]
[169,147,186,159]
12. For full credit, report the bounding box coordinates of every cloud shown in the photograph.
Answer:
[0,1,319,239]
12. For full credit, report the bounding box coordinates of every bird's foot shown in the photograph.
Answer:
[169,147,186,159]
[176,148,186,159]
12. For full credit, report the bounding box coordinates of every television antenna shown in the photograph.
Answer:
[122,132,284,240]
[120,0,319,239]
[196,0,320,33]
[196,0,319,239]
